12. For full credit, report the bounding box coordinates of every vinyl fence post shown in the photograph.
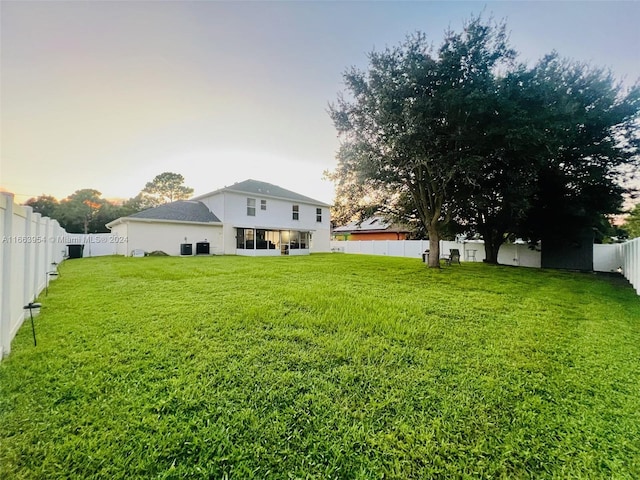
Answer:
[1,193,14,358]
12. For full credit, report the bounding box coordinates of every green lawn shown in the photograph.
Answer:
[1,254,639,479]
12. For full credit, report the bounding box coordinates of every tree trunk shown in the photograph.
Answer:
[427,224,441,268]
[483,241,500,264]
[481,229,503,264]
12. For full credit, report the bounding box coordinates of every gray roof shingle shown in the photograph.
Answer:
[129,200,220,223]
[193,179,330,207]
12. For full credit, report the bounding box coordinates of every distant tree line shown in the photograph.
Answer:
[624,204,640,239]
[328,15,640,266]
[24,172,193,234]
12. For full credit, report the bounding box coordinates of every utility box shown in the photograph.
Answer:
[196,242,210,255]
[67,244,84,259]
[180,243,193,256]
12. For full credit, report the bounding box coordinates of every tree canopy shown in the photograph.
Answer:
[140,172,194,208]
[623,204,640,239]
[24,171,195,233]
[55,189,108,234]
[329,18,516,266]
[329,16,640,266]
[24,195,59,219]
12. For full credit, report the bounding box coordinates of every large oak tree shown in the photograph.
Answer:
[330,17,639,266]
[329,18,515,267]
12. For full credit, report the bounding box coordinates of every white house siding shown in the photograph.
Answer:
[310,227,331,253]
[197,190,331,255]
[223,224,236,255]
[110,223,128,256]
[198,193,226,223]
[113,221,223,256]
[236,247,282,257]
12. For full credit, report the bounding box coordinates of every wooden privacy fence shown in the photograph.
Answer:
[1,193,67,358]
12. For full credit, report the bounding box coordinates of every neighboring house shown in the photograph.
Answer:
[107,179,331,256]
[332,216,411,241]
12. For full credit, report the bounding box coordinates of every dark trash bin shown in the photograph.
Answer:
[422,250,429,263]
[180,243,193,256]
[67,244,84,259]
[196,242,210,255]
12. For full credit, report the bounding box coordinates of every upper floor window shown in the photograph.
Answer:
[261,199,267,211]
[316,208,322,223]
[292,205,299,220]
[247,198,256,216]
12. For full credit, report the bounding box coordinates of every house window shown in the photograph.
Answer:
[292,205,299,220]
[236,228,245,249]
[256,229,277,249]
[245,228,254,249]
[261,199,267,211]
[290,230,300,249]
[316,208,322,223]
[237,228,255,249]
[247,198,256,216]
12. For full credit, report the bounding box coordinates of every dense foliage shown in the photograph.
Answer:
[140,171,194,208]
[24,172,194,233]
[623,203,640,238]
[329,16,640,265]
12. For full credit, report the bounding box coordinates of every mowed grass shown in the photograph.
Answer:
[1,254,639,479]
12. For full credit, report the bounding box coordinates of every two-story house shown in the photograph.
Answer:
[193,179,331,256]
[106,179,331,256]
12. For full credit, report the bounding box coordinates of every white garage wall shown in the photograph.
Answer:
[123,221,223,256]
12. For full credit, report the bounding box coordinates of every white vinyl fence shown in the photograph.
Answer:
[1,193,68,358]
[619,238,640,294]
[60,233,120,257]
[331,239,542,267]
[593,240,640,294]
[331,239,640,295]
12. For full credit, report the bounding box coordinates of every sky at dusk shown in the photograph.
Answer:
[2,1,639,206]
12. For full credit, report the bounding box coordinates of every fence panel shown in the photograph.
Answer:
[331,239,486,263]
[59,233,119,257]
[372,240,388,256]
[621,238,640,294]
[593,244,622,273]
[330,238,639,295]
[1,193,67,359]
